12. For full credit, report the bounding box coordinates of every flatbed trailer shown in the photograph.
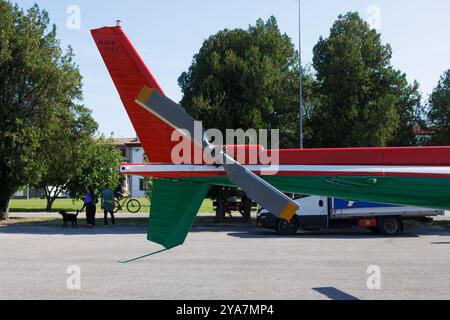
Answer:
[257,196,444,236]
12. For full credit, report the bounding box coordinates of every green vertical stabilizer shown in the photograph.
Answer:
[148,179,210,249]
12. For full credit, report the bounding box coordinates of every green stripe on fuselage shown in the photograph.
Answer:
[186,176,450,210]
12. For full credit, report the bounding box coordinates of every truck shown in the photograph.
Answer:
[256,196,445,236]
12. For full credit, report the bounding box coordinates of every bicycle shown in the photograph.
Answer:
[113,195,141,213]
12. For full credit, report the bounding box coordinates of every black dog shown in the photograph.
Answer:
[59,210,79,228]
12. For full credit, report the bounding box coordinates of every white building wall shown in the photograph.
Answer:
[129,146,147,198]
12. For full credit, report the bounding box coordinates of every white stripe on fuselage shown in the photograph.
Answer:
[120,164,450,175]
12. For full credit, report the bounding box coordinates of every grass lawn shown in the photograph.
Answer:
[4,198,218,227]
[9,198,215,214]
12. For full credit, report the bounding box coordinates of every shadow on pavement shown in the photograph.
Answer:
[1,218,448,239]
[226,228,422,239]
[0,225,147,236]
[0,224,258,236]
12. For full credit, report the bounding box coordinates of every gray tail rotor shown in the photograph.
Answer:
[135,86,299,222]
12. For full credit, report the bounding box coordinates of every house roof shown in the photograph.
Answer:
[112,138,142,147]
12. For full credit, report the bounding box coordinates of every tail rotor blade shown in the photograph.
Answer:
[136,87,208,149]
[222,153,299,221]
[135,86,299,221]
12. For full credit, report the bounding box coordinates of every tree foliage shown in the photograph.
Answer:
[309,12,423,147]
[179,16,313,148]
[37,104,98,210]
[67,138,123,200]
[0,1,122,216]
[427,69,450,145]
[0,2,83,218]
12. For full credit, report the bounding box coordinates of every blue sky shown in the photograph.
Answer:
[15,0,450,137]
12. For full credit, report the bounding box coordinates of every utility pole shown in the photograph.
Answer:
[298,0,304,149]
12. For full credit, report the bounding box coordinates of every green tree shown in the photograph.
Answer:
[37,104,98,210]
[309,12,422,147]
[67,138,123,200]
[427,69,450,145]
[178,16,313,148]
[0,2,82,219]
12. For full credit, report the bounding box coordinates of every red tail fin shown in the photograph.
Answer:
[91,26,176,163]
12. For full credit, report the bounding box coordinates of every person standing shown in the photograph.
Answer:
[81,186,97,228]
[101,184,116,227]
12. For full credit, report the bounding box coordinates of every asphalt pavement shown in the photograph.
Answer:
[0,221,449,300]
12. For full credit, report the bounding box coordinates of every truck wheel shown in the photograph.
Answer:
[378,217,402,236]
[276,218,298,236]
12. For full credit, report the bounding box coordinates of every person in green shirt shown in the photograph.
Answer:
[101,184,115,226]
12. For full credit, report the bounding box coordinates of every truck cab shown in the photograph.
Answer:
[257,196,444,236]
